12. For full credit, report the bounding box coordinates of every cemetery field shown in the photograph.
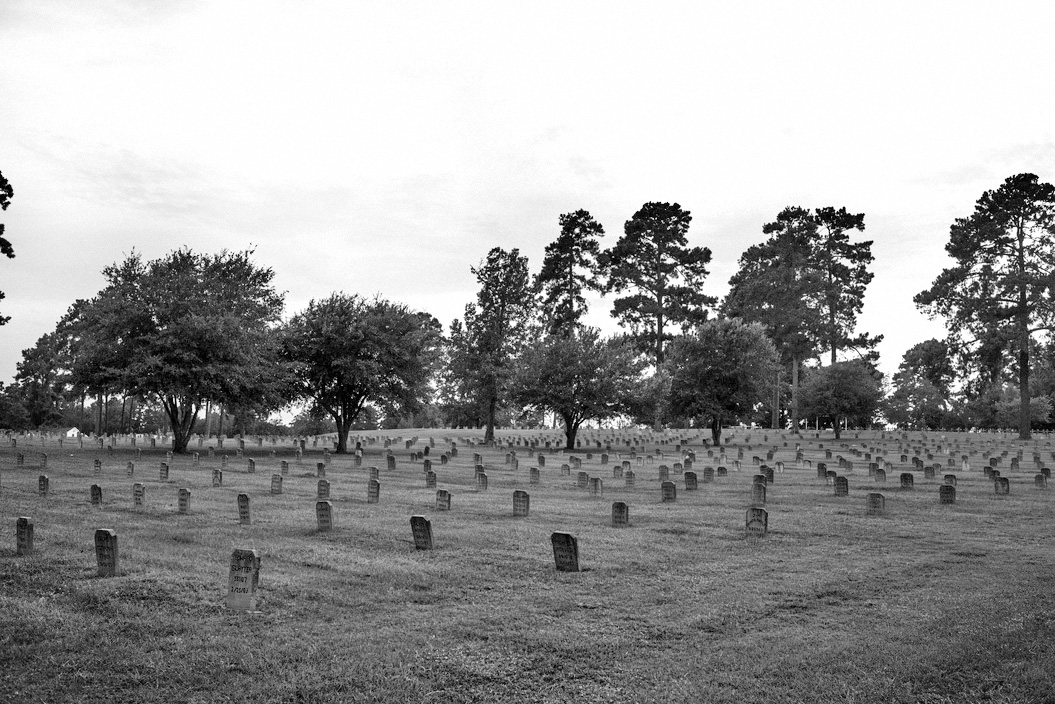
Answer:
[1,431,1055,703]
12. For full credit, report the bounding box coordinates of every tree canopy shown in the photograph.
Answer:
[665,318,780,444]
[283,293,441,453]
[0,169,15,325]
[68,248,286,452]
[535,209,605,336]
[798,361,884,439]
[915,173,1055,439]
[603,202,715,365]
[512,328,645,449]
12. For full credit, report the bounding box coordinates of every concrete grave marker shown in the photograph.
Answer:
[611,501,629,527]
[133,482,145,508]
[866,492,885,515]
[369,466,380,481]
[684,471,698,490]
[625,469,635,487]
[513,490,530,517]
[159,462,169,482]
[745,507,768,537]
[425,470,437,488]
[661,480,677,502]
[368,478,380,503]
[37,474,48,496]
[316,501,334,531]
[16,517,33,555]
[994,477,1010,495]
[410,515,433,550]
[213,469,223,487]
[751,482,766,504]
[90,484,102,505]
[270,474,282,495]
[178,488,190,514]
[237,493,251,525]
[944,474,957,486]
[94,528,119,577]
[226,548,261,611]
[94,459,101,474]
[939,485,956,504]
[550,532,580,572]
[900,473,914,489]
[589,477,603,495]
[435,489,451,511]
[834,476,849,496]
[317,479,330,499]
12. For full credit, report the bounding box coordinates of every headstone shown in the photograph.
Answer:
[159,462,169,482]
[425,470,437,488]
[133,482,145,508]
[661,480,676,503]
[94,528,119,577]
[316,501,333,531]
[368,478,380,503]
[550,532,580,572]
[90,484,102,505]
[270,474,283,495]
[939,484,956,504]
[589,477,603,495]
[317,479,330,499]
[900,473,914,489]
[751,482,766,504]
[316,462,326,479]
[237,493,251,525]
[213,469,223,487]
[410,515,433,550]
[1036,473,1048,489]
[834,476,849,496]
[93,459,101,474]
[178,488,190,514]
[16,517,33,555]
[994,477,1010,495]
[745,507,768,537]
[280,460,289,475]
[625,469,635,487]
[513,490,530,517]
[530,467,540,485]
[247,458,256,473]
[37,474,48,496]
[225,548,260,611]
[866,492,885,515]
[435,489,451,511]
[684,471,698,490]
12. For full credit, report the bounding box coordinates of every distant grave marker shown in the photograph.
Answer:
[133,482,145,508]
[270,474,283,495]
[212,469,223,487]
[900,473,914,489]
[834,476,849,496]
[751,482,766,504]
[684,471,698,490]
[661,480,676,503]
[90,484,102,505]
[939,485,956,504]
[37,474,48,496]
[159,462,169,482]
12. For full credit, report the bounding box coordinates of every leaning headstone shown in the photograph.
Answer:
[866,492,885,515]
[410,515,434,550]
[367,478,380,503]
[225,548,260,611]
[270,474,283,495]
[513,490,530,517]
[611,501,629,527]
[94,528,119,577]
[745,507,768,537]
[178,488,190,514]
[435,489,451,511]
[939,484,956,504]
[550,532,580,572]
[237,493,251,525]
[316,501,333,532]
[16,517,33,555]
[661,480,676,503]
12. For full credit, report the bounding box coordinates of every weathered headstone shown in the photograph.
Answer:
[159,462,169,482]
[37,474,48,496]
[550,532,580,572]
[93,459,102,474]
[16,517,33,555]
[661,480,676,502]
[90,484,102,505]
[866,492,885,515]
[745,507,768,537]
[178,488,190,514]
[684,471,698,490]
[317,479,330,499]
[944,474,957,486]
[834,476,849,496]
[625,469,635,487]
[316,501,333,532]
[237,493,251,525]
[410,515,434,550]
[94,528,119,577]
[939,484,956,504]
[589,477,603,495]
[425,470,437,488]
[270,474,283,495]
[994,477,1010,495]
[751,482,766,504]
[368,478,380,503]
[435,489,451,511]
[225,548,260,611]
[513,489,530,517]
[133,482,145,508]
[213,469,223,487]
[900,473,914,489]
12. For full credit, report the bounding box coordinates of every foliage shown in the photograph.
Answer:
[603,202,715,364]
[895,338,955,395]
[665,318,780,444]
[282,293,441,453]
[882,376,947,429]
[67,248,286,453]
[512,329,646,448]
[798,361,884,438]
[453,247,536,442]
[0,169,13,325]
[916,173,1055,439]
[13,332,70,427]
[535,209,605,336]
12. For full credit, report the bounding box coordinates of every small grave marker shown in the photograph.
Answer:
[159,462,169,482]
[410,515,433,550]
[745,507,768,537]
[866,492,885,515]
[178,488,190,514]
[661,480,676,503]
[317,479,330,499]
[939,484,956,504]
[751,482,766,504]
[316,501,333,531]
[513,490,530,517]
[37,474,48,496]
[94,528,119,577]
[550,532,580,572]
[368,478,380,503]
[226,548,260,611]
[834,476,849,496]
[436,489,451,511]
[611,501,629,527]
[237,493,251,525]
[270,474,283,495]
[16,517,33,555]
[133,482,145,508]
[213,469,223,487]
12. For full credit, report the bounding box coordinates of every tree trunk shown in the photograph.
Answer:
[484,395,497,444]
[791,356,800,431]
[833,415,841,440]
[333,411,352,453]
[164,395,199,454]
[772,369,781,429]
[1017,222,1032,440]
[563,413,578,450]
[96,392,102,436]
[710,416,722,446]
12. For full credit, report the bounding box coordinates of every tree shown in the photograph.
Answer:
[13,332,70,427]
[535,209,605,336]
[283,294,441,453]
[883,377,947,429]
[665,318,780,445]
[724,207,826,429]
[69,249,286,453]
[456,247,536,443]
[0,169,15,325]
[896,339,955,395]
[798,361,884,439]
[512,329,645,449]
[603,202,715,365]
[915,173,1055,440]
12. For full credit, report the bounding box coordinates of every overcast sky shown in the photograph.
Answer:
[2,1,1054,388]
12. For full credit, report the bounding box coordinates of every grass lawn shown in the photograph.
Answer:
[1,429,1054,703]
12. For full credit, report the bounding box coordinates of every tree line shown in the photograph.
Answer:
[2,173,1054,450]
